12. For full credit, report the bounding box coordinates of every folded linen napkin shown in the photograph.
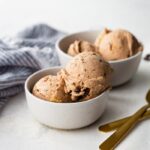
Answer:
[0,24,65,108]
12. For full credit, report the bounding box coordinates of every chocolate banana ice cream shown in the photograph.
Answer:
[68,40,99,56]
[32,75,71,103]
[95,28,143,61]
[33,52,112,103]
[60,52,112,101]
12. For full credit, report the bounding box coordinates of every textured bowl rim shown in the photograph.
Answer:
[56,30,143,64]
[25,67,109,106]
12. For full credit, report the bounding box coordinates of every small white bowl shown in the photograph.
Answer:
[56,30,143,87]
[25,67,108,129]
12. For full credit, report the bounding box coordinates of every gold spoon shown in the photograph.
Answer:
[99,90,150,150]
[99,90,150,132]
[99,109,150,132]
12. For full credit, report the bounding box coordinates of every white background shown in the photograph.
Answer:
[0,0,150,44]
[0,0,150,150]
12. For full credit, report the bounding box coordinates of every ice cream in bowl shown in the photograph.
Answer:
[25,52,112,129]
[56,28,143,86]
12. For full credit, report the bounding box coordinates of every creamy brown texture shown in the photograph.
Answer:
[95,28,143,61]
[32,75,71,103]
[68,40,99,56]
[60,52,112,101]
[33,52,112,102]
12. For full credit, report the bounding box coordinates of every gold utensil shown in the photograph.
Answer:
[99,90,150,150]
[99,90,150,133]
[99,109,150,132]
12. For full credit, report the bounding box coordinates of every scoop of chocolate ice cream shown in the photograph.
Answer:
[32,74,71,103]
[60,52,112,101]
[33,52,112,103]
[95,28,143,61]
[68,40,99,56]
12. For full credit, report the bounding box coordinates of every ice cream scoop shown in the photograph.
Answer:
[68,40,99,56]
[32,74,71,103]
[95,28,143,61]
[32,52,112,103]
[60,52,112,101]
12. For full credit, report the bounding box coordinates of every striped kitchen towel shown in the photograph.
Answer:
[0,24,65,108]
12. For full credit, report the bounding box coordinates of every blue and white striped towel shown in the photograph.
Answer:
[0,24,64,108]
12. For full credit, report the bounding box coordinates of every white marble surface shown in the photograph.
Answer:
[0,0,150,149]
[0,0,150,42]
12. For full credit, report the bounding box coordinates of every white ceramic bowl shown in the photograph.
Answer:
[56,30,143,87]
[25,67,108,129]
